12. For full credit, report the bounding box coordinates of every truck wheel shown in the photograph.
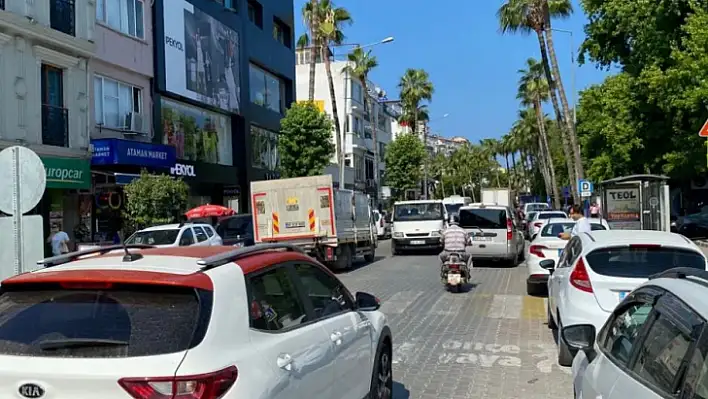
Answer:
[334,245,353,270]
[391,242,399,256]
[364,242,376,263]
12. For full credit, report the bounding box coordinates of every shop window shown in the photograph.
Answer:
[247,0,262,29]
[249,64,284,114]
[94,75,142,131]
[273,17,291,48]
[96,0,144,39]
[250,125,279,171]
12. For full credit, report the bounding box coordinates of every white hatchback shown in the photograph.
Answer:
[542,230,707,366]
[526,211,569,239]
[124,222,222,247]
[525,218,608,295]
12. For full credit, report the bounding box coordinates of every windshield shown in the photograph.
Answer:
[585,247,706,278]
[459,208,506,229]
[541,223,607,237]
[124,229,180,245]
[526,204,549,212]
[445,204,464,215]
[537,212,567,220]
[217,216,252,239]
[394,203,444,222]
[525,212,538,221]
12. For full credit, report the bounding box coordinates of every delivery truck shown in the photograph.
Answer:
[250,175,377,270]
[481,188,514,207]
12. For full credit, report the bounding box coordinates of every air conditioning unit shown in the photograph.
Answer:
[123,112,144,133]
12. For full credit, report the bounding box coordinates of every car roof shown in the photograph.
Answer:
[462,204,508,210]
[545,218,606,224]
[647,277,708,320]
[139,223,211,232]
[578,230,698,252]
[394,200,443,205]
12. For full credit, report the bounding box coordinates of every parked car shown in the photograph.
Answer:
[5,243,393,398]
[522,202,550,218]
[565,267,708,398]
[541,230,707,366]
[124,222,222,247]
[522,211,538,237]
[216,214,255,247]
[458,204,525,266]
[525,218,609,295]
[373,210,391,239]
[526,211,569,239]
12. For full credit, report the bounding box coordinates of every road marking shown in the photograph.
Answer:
[379,291,422,315]
[392,340,418,364]
[521,296,547,320]
[487,294,523,319]
[426,293,476,315]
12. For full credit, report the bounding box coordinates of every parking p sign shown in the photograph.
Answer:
[579,180,593,197]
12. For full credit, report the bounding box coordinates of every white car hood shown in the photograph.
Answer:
[393,220,443,233]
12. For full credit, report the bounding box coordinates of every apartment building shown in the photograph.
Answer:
[0,0,95,253]
[295,47,393,198]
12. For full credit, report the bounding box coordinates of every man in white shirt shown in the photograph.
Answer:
[560,204,592,240]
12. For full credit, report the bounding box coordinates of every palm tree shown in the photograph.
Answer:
[297,0,352,174]
[398,69,434,136]
[343,48,380,192]
[298,0,320,101]
[480,139,503,187]
[497,0,579,201]
[517,58,561,208]
[514,109,549,196]
[501,134,514,189]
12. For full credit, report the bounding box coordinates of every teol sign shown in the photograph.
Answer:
[609,190,637,200]
[170,163,196,177]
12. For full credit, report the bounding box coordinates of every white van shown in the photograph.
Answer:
[442,195,472,218]
[391,200,447,255]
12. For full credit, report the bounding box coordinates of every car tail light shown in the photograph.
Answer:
[529,245,546,258]
[448,264,460,270]
[570,258,593,293]
[507,218,513,240]
[533,222,543,228]
[380,219,384,227]
[119,366,238,399]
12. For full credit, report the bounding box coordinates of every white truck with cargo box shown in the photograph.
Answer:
[250,175,377,270]
[481,188,515,208]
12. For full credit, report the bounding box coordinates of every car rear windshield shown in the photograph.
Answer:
[0,285,212,358]
[537,213,567,220]
[125,229,179,245]
[542,223,607,237]
[445,204,464,215]
[527,204,549,212]
[585,247,706,278]
[394,203,443,222]
[459,208,506,229]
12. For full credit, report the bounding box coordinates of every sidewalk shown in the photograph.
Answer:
[693,239,708,257]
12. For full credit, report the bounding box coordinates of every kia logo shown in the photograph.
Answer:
[18,383,44,398]
[170,163,195,177]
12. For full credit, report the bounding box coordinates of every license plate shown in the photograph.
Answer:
[410,240,425,245]
[473,236,492,241]
[558,249,563,257]
[447,273,461,285]
[618,291,629,300]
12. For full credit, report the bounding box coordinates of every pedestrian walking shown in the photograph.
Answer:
[590,202,600,219]
[47,223,70,256]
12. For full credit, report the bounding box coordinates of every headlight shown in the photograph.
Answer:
[430,230,442,237]
[393,232,404,238]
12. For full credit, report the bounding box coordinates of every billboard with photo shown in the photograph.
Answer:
[162,0,241,113]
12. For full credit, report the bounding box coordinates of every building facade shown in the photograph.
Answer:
[0,0,95,254]
[295,49,393,198]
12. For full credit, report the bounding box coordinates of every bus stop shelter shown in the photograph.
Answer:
[598,174,670,232]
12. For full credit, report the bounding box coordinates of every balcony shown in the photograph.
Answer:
[50,0,75,36]
[42,104,69,147]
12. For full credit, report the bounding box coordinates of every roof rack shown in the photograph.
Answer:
[38,244,155,268]
[197,243,305,271]
[649,267,708,282]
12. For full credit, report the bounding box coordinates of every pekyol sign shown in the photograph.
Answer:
[170,163,196,177]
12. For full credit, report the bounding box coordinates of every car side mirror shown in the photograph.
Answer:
[356,292,380,311]
[539,259,555,272]
[561,324,596,352]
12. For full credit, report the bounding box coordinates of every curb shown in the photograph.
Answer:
[693,239,708,248]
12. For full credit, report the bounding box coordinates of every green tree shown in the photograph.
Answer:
[398,68,434,135]
[278,102,335,178]
[385,133,427,198]
[123,171,189,232]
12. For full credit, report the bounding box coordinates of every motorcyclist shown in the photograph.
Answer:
[439,215,471,266]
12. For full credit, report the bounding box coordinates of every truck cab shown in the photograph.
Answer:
[442,195,472,220]
[391,200,447,255]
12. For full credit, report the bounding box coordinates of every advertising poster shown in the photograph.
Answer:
[606,187,641,229]
[161,98,233,166]
[163,0,241,113]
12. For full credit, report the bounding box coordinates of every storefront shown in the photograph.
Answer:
[28,156,92,256]
[168,159,242,211]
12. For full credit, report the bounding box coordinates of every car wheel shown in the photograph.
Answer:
[518,248,525,262]
[368,340,393,399]
[391,243,399,256]
[547,303,557,330]
[557,318,574,367]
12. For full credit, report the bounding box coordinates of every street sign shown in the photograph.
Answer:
[649,197,659,207]
[700,118,708,137]
[578,179,593,196]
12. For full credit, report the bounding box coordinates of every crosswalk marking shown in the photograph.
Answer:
[487,294,523,319]
[522,296,548,320]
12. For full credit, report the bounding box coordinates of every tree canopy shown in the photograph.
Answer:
[384,133,427,198]
[123,171,189,232]
[278,101,335,178]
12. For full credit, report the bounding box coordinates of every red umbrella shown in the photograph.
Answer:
[185,204,236,219]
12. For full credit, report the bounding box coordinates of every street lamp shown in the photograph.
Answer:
[422,113,449,199]
[339,37,394,190]
[550,28,576,126]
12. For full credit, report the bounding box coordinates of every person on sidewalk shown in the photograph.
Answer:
[47,223,71,256]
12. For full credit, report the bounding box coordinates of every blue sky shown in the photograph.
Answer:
[292,0,615,143]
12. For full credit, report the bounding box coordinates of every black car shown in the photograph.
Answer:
[215,214,255,247]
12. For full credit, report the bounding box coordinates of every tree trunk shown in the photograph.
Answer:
[536,30,578,203]
[534,137,551,197]
[545,27,584,183]
[307,1,318,101]
[323,49,343,173]
[534,98,561,209]
[510,152,517,189]
[504,153,511,189]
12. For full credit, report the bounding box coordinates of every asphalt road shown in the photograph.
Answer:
[337,239,572,399]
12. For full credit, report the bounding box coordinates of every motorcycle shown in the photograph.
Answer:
[441,251,470,292]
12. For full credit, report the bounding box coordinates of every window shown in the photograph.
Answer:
[249,267,306,331]
[536,212,567,220]
[602,303,653,365]
[249,64,283,113]
[125,229,179,245]
[96,0,144,39]
[217,216,252,239]
[204,226,215,237]
[94,76,142,130]
[293,264,352,319]
[542,223,607,237]
[179,229,194,246]
[683,336,708,398]
[393,203,444,222]
[365,157,374,180]
[458,208,506,229]
[632,314,692,394]
[250,125,279,171]
[585,247,706,279]
[354,154,364,181]
[351,81,363,104]
[0,286,209,358]
[379,142,386,161]
[273,18,291,48]
[193,227,208,243]
[247,0,263,28]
